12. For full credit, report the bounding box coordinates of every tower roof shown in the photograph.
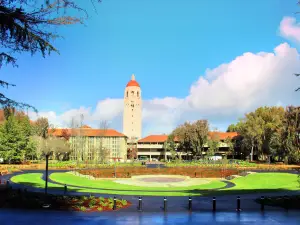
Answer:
[126,74,140,87]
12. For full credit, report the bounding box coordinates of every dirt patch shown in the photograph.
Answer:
[138,177,186,182]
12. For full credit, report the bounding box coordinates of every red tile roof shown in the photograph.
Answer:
[80,125,91,129]
[138,135,178,143]
[126,80,140,88]
[208,132,238,140]
[138,132,238,143]
[48,128,126,137]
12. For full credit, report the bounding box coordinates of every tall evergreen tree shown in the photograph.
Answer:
[0,115,26,163]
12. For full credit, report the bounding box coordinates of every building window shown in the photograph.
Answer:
[126,91,128,97]
[131,91,134,96]
[137,91,139,97]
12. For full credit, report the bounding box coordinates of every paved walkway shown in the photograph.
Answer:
[0,210,300,225]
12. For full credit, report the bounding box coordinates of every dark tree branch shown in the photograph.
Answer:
[296,74,300,92]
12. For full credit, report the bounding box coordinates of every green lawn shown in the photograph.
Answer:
[10,173,62,189]
[10,172,300,196]
[228,173,300,190]
[50,172,226,191]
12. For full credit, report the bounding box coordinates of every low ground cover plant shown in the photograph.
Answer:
[0,189,131,212]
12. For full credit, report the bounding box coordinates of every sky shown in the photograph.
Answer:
[1,0,300,136]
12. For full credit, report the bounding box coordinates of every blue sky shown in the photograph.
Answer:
[1,0,300,135]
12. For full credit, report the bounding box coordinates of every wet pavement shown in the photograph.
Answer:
[0,210,299,225]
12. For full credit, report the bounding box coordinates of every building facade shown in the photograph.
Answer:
[137,132,238,160]
[123,74,142,143]
[49,126,128,162]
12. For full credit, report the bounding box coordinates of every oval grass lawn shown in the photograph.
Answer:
[49,172,227,191]
[10,172,300,196]
[11,173,226,196]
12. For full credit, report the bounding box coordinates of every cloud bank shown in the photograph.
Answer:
[280,16,300,43]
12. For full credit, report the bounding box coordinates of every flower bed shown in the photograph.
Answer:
[77,167,240,178]
[0,189,131,212]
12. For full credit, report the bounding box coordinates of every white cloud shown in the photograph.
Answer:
[279,17,300,43]
[29,19,300,137]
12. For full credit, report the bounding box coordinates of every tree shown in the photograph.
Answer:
[173,123,192,160]
[227,124,238,132]
[190,120,209,158]
[32,117,49,138]
[97,120,109,163]
[61,128,71,141]
[253,107,285,159]
[238,113,263,161]
[207,133,220,158]
[164,134,177,161]
[25,136,38,160]
[272,106,300,164]
[0,115,26,163]
[127,145,137,161]
[0,0,101,110]
[224,137,235,159]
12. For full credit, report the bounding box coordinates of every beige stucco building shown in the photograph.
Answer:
[123,74,142,143]
[49,126,128,162]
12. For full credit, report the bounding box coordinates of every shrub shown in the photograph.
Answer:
[80,206,87,211]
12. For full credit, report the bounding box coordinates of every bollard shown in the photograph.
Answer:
[236,196,241,212]
[138,196,142,211]
[163,197,167,212]
[213,197,216,212]
[188,196,192,211]
[64,184,67,195]
[260,196,265,211]
[113,196,117,210]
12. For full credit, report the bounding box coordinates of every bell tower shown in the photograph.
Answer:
[123,74,142,143]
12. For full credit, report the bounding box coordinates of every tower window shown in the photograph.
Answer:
[137,91,139,97]
[131,91,134,96]
[126,91,128,97]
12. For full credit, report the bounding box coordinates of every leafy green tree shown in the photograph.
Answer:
[270,106,300,163]
[173,123,192,160]
[238,113,263,161]
[227,124,238,132]
[0,115,26,163]
[207,138,219,158]
[25,136,38,160]
[164,134,177,160]
[190,120,209,157]
[224,137,235,159]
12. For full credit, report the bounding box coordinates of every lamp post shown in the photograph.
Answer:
[45,154,49,195]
